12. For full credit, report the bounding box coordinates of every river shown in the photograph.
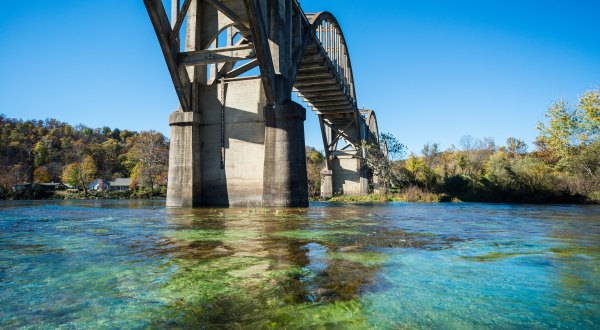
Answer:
[1,200,599,328]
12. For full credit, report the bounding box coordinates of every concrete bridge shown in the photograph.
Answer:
[144,0,381,207]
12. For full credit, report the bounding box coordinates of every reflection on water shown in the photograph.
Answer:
[0,200,599,328]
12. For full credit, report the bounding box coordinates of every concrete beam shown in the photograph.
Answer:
[224,59,259,78]
[178,45,255,66]
[204,0,250,32]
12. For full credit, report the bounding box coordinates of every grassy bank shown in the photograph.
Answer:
[0,189,166,200]
[327,186,599,204]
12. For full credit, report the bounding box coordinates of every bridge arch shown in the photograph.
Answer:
[360,109,380,145]
[305,12,357,102]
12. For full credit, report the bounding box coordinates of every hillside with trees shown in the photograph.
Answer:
[0,115,168,198]
[350,88,599,203]
[2,88,598,203]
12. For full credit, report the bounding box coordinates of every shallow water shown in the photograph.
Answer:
[0,200,599,329]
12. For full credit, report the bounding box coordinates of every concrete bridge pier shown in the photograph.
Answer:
[333,156,369,196]
[166,111,202,207]
[320,169,333,198]
[263,101,308,207]
[320,156,369,197]
[166,78,308,207]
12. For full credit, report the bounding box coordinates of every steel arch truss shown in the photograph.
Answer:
[144,0,381,168]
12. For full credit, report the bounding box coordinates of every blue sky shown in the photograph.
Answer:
[1,0,598,154]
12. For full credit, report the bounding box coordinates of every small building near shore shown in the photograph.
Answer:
[88,179,108,191]
[109,178,131,191]
[12,183,32,192]
[35,182,68,192]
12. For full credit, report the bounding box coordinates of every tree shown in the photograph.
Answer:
[33,166,52,183]
[33,141,49,166]
[305,147,324,197]
[128,130,168,192]
[62,155,97,196]
[405,153,423,182]
[460,135,477,151]
[576,89,600,144]
[421,143,440,168]
[536,99,577,162]
[568,138,600,194]
[62,163,80,187]
[380,133,406,161]
[362,133,406,193]
[481,137,497,153]
[80,155,98,190]
[506,137,528,157]
[0,164,27,191]
[536,88,600,165]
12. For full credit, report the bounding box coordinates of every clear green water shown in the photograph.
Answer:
[1,200,599,329]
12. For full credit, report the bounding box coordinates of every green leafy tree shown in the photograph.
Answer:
[536,100,577,162]
[62,163,80,187]
[306,147,324,197]
[363,133,406,193]
[62,156,97,196]
[33,141,49,166]
[536,88,600,166]
[576,89,600,144]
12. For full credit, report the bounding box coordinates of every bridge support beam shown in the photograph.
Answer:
[322,155,369,197]
[263,101,309,207]
[165,78,309,207]
[320,169,333,198]
[167,111,202,207]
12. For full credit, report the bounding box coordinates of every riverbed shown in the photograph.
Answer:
[1,200,598,328]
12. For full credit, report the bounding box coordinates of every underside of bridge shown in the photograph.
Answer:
[144,0,381,207]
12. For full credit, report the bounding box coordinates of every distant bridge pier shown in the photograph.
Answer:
[319,109,378,198]
[333,156,369,195]
[320,155,369,197]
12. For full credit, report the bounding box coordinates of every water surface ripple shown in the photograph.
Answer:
[0,200,598,328]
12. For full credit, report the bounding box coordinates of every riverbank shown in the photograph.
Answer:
[3,187,598,204]
[3,193,598,204]
[327,187,600,204]
[0,189,166,201]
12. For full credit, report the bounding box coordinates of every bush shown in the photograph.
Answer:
[393,186,442,202]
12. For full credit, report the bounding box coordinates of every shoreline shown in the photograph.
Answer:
[2,194,598,205]
[324,193,599,205]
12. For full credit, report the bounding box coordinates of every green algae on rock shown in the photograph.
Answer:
[329,251,389,267]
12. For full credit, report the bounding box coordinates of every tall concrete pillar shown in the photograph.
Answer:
[359,163,370,195]
[166,111,202,207]
[320,169,333,198]
[330,155,370,196]
[198,78,268,206]
[263,100,308,207]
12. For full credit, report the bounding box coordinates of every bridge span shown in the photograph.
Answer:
[144,0,381,206]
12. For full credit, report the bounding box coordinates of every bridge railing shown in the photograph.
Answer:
[307,14,356,103]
